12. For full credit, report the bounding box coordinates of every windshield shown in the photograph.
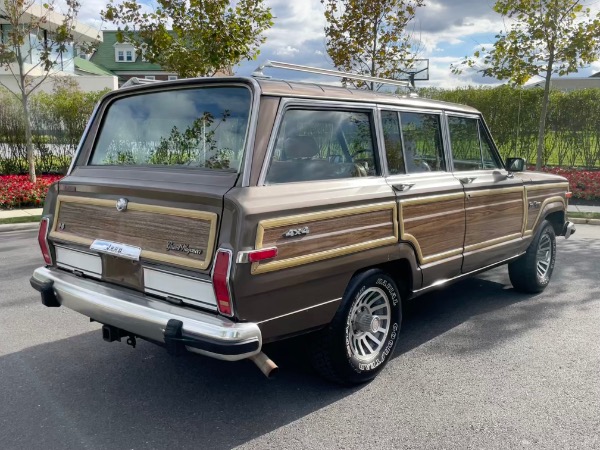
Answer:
[89,86,252,171]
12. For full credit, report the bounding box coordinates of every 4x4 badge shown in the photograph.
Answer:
[116,198,128,212]
[283,226,310,238]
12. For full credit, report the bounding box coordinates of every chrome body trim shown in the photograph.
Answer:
[257,297,342,324]
[32,267,261,361]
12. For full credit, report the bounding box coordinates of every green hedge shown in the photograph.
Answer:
[2,84,599,174]
[420,86,600,167]
[0,85,109,175]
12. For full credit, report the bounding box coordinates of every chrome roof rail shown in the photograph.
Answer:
[252,60,412,90]
[120,77,162,89]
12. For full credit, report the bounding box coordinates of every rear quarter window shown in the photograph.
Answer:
[264,108,378,184]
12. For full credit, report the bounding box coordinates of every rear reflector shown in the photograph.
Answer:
[37,218,52,265]
[212,249,234,317]
[566,192,573,199]
[248,247,278,263]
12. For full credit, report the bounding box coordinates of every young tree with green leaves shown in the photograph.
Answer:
[101,0,273,78]
[452,0,600,170]
[322,0,425,90]
[0,0,85,182]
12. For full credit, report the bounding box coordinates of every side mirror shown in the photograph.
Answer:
[506,157,525,172]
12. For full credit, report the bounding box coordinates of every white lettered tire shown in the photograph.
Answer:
[311,269,402,385]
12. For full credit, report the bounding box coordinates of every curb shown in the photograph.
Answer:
[0,222,39,233]
[569,218,600,226]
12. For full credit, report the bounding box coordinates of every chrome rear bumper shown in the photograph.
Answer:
[30,267,261,361]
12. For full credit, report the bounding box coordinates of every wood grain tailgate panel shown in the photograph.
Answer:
[50,195,217,270]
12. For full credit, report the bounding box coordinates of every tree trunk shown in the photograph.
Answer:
[536,54,554,171]
[22,95,36,183]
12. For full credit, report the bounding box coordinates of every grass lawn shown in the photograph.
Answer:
[0,215,41,225]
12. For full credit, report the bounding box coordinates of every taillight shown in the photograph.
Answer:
[566,191,573,199]
[37,218,52,265]
[212,249,233,317]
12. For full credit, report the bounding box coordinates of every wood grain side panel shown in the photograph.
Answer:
[262,210,393,261]
[253,203,398,274]
[50,196,217,270]
[464,191,524,247]
[401,195,465,263]
[525,188,567,232]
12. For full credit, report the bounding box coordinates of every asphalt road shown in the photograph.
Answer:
[1,227,599,450]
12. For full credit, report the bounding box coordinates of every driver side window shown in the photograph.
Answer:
[264,109,378,184]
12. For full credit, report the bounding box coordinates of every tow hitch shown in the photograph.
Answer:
[102,324,137,348]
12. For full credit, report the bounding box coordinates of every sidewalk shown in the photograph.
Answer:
[567,204,600,214]
[0,208,43,219]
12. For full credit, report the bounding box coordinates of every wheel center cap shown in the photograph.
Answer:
[370,316,381,333]
[355,313,381,333]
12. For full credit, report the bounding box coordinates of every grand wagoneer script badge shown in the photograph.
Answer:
[166,241,204,256]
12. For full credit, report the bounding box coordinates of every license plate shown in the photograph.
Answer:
[90,239,141,261]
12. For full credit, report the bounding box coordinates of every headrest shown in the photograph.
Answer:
[283,136,319,160]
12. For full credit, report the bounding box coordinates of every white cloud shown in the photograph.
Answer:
[275,46,300,56]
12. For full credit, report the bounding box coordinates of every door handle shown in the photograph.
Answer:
[459,177,477,184]
[392,183,415,192]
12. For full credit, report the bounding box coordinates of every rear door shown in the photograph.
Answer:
[381,108,466,288]
[48,82,255,311]
[445,113,525,273]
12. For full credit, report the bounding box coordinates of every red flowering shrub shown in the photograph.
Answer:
[540,167,600,201]
[0,175,62,209]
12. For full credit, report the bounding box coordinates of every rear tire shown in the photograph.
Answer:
[509,220,556,293]
[311,269,402,385]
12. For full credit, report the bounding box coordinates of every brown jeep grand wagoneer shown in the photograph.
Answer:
[31,62,575,384]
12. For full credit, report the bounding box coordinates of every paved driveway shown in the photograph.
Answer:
[1,227,599,449]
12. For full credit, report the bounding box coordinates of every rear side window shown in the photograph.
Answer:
[400,112,445,173]
[264,109,377,184]
[90,86,251,171]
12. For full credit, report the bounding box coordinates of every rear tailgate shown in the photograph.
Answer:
[49,168,235,311]
[46,81,255,312]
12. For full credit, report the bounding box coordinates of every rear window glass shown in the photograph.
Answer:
[89,86,251,171]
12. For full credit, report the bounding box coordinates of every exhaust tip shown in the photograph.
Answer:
[250,352,279,379]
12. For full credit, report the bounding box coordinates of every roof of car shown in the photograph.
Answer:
[255,78,480,114]
[114,76,480,115]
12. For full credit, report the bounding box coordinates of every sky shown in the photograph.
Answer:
[72,0,600,89]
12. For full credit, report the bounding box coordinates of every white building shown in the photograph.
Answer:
[0,3,117,93]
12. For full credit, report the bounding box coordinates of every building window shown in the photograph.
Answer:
[168,75,178,81]
[145,76,155,80]
[117,50,124,61]
[126,50,133,62]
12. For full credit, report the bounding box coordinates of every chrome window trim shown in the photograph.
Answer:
[258,98,380,186]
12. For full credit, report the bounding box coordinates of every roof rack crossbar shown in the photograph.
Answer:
[252,60,411,89]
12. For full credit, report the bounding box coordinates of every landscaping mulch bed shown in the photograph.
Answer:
[0,174,61,210]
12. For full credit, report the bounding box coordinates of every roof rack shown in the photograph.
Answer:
[120,77,162,88]
[252,60,412,90]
